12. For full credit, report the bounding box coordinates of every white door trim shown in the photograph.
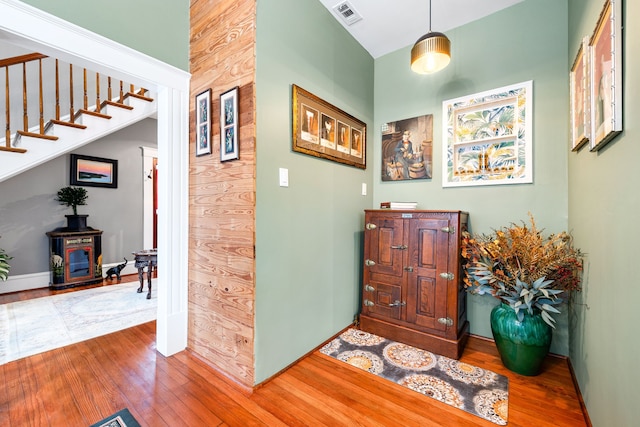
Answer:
[0,0,191,356]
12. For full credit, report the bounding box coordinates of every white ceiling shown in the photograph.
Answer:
[318,0,523,58]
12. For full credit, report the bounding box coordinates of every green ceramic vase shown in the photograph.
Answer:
[490,303,552,376]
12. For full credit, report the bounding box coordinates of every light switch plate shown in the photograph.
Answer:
[279,168,289,187]
[361,183,367,196]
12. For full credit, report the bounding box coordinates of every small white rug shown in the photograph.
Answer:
[0,281,157,364]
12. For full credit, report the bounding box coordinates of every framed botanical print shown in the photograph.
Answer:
[195,89,211,157]
[220,87,239,162]
[442,81,533,187]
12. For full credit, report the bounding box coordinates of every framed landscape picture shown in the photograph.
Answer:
[292,84,366,169]
[70,154,118,189]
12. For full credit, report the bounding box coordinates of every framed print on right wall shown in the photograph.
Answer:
[570,37,590,151]
[589,0,622,151]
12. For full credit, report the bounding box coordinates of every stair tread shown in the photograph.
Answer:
[78,109,112,119]
[0,145,27,153]
[16,130,59,141]
[50,119,88,129]
[125,92,154,102]
[103,100,134,110]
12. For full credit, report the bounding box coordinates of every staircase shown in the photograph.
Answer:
[0,52,157,183]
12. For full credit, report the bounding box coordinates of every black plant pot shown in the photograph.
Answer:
[65,214,89,231]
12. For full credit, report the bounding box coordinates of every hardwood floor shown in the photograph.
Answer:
[0,314,588,426]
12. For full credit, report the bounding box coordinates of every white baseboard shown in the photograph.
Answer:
[1,271,50,294]
[1,263,141,294]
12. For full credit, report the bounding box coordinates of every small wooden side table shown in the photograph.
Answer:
[133,249,157,299]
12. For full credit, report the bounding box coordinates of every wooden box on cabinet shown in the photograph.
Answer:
[359,210,469,359]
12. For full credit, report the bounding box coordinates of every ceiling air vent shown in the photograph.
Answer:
[332,1,363,26]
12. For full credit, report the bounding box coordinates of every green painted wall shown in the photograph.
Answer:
[568,0,640,425]
[254,0,374,383]
[19,0,189,71]
[373,0,571,355]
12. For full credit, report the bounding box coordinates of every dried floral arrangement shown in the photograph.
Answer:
[462,214,583,327]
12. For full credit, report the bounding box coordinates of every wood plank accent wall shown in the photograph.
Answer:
[189,0,257,387]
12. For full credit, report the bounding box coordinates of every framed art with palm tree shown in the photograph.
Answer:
[442,81,533,187]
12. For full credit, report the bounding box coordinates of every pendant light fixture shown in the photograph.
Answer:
[411,0,451,74]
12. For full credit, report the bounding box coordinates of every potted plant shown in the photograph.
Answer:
[55,186,89,230]
[461,214,582,376]
[0,239,12,281]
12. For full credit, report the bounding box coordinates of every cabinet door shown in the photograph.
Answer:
[363,278,403,320]
[363,215,404,277]
[405,218,450,331]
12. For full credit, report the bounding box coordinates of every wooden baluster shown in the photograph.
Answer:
[38,58,44,134]
[69,64,75,123]
[130,83,134,94]
[119,81,124,103]
[107,77,112,101]
[55,59,60,120]
[95,72,101,113]
[5,67,9,145]
[22,62,28,131]
[1,66,26,153]
[83,68,88,110]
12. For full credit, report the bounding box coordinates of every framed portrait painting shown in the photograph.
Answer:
[195,89,211,157]
[589,0,623,151]
[381,115,433,181]
[220,87,239,162]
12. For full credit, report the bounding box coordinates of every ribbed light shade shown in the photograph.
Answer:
[410,32,451,74]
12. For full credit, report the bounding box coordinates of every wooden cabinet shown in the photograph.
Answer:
[47,229,103,290]
[359,210,469,359]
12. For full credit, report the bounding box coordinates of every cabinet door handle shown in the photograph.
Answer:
[364,284,375,292]
[365,223,377,230]
[365,259,376,266]
[439,272,454,280]
[441,226,456,234]
[364,299,375,306]
[389,300,406,307]
[438,317,454,326]
[390,245,407,250]
[404,266,414,272]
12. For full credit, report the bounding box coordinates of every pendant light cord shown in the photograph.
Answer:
[429,0,432,32]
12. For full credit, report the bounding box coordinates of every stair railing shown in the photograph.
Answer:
[1,52,152,154]
[0,53,47,153]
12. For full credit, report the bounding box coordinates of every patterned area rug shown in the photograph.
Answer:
[90,408,141,427]
[320,329,509,425]
[0,281,157,364]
